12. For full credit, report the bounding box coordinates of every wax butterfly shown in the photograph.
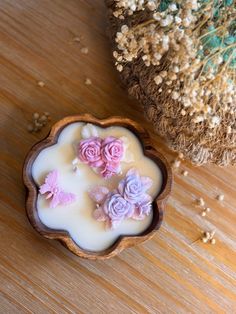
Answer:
[39,170,76,208]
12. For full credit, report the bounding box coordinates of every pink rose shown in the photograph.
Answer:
[77,136,124,178]
[77,137,104,168]
[101,137,124,164]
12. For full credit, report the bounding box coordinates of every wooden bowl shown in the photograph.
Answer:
[23,114,172,259]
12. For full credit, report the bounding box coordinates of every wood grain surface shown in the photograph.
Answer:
[0,0,236,313]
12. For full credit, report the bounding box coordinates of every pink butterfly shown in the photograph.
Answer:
[39,170,76,208]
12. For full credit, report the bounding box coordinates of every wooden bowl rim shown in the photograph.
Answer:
[23,114,172,259]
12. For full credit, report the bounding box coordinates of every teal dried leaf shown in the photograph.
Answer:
[213,9,219,18]
[158,0,171,12]
[208,26,215,32]
[224,0,233,5]
[229,59,236,69]
[200,0,212,4]
[202,35,222,49]
[223,48,235,62]
[224,36,236,45]
[197,49,204,58]
[203,60,218,73]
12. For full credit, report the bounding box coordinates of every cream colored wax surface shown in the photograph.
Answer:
[32,123,163,252]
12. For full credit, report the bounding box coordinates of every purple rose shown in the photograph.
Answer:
[101,136,124,163]
[118,169,153,204]
[103,192,134,226]
[77,137,104,168]
[90,169,153,228]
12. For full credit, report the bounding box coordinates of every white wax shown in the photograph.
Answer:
[32,123,163,252]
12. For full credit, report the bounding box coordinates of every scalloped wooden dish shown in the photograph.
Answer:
[23,114,172,260]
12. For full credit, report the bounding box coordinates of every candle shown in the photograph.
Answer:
[32,122,163,252]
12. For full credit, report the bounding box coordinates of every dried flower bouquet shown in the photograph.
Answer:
[106,0,236,165]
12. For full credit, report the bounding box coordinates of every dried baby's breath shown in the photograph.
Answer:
[217,194,224,201]
[85,78,92,85]
[200,230,216,244]
[210,238,216,245]
[37,81,45,87]
[33,112,40,120]
[172,158,181,168]
[197,197,205,207]
[201,207,211,217]
[113,1,236,130]
[81,47,89,54]
[27,124,34,132]
[182,170,188,176]
[72,36,80,43]
[191,229,216,246]
[27,112,51,133]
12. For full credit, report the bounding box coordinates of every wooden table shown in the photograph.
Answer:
[1,1,236,313]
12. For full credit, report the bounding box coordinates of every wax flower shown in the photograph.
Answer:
[39,170,76,208]
[77,136,124,178]
[89,168,153,229]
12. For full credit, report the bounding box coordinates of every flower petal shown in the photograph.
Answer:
[125,203,135,218]
[102,136,116,146]
[89,159,104,168]
[122,151,135,163]
[117,178,125,195]
[72,158,79,165]
[101,170,114,179]
[126,168,139,177]
[141,176,153,190]
[39,183,51,195]
[58,191,76,205]
[105,219,112,230]
[119,136,129,146]
[81,123,99,139]
[45,170,59,188]
[110,219,122,229]
[134,196,152,218]
[50,195,61,208]
[142,193,152,203]
[89,186,109,203]
[93,207,107,221]
[105,162,119,171]
[132,212,145,220]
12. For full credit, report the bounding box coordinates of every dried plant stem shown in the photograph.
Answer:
[198,24,228,40]
[132,18,156,32]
